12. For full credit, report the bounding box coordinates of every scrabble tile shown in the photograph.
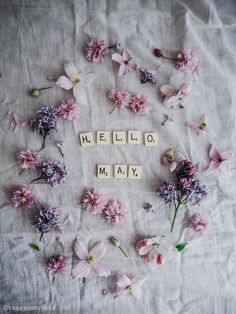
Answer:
[97,165,112,178]
[128,165,142,179]
[128,130,141,144]
[114,165,128,179]
[96,131,111,145]
[113,131,127,145]
[79,132,95,147]
[144,132,158,146]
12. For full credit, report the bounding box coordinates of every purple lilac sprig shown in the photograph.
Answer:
[30,160,68,187]
[157,160,208,232]
[31,106,59,151]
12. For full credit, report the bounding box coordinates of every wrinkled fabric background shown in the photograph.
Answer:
[0,0,236,313]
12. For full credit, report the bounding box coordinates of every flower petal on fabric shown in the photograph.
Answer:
[73,84,80,101]
[209,145,221,161]
[174,152,185,163]
[169,161,177,172]
[131,276,148,299]
[164,95,180,109]
[92,262,110,277]
[205,160,221,176]
[127,62,138,71]
[116,288,129,298]
[160,85,175,97]
[64,62,78,79]
[220,151,233,161]
[79,72,96,86]
[74,238,88,259]
[71,260,91,279]
[56,76,73,90]
[112,53,124,64]
[118,63,127,77]
[186,121,199,130]
[117,274,131,288]
[138,245,152,256]
[122,47,131,61]
[90,241,107,259]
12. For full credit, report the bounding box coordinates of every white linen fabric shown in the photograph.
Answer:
[0,0,236,313]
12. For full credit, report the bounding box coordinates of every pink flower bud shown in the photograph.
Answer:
[154,49,163,58]
[156,254,164,265]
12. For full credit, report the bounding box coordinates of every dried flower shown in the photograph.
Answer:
[111,236,128,257]
[136,237,164,264]
[72,240,110,279]
[112,47,138,76]
[81,188,107,215]
[153,48,163,57]
[176,49,199,74]
[140,69,157,84]
[85,38,109,63]
[156,181,177,205]
[104,201,128,225]
[156,254,164,265]
[186,114,208,136]
[58,99,79,120]
[162,149,185,172]
[109,89,131,114]
[187,214,208,234]
[17,149,40,170]
[129,95,152,115]
[11,186,37,209]
[46,255,68,276]
[56,62,96,103]
[160,83,191,109]
[205,145,233,176]
[116,274,148,299]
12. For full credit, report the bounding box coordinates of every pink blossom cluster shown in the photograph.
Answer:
[57,99,79,120]
[11,186,37,209]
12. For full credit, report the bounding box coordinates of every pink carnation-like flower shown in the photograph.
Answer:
[11,186,37,209]
[58,99,79,120]
[176,49,199,74]
[136,237,164,264]
[46,255,68,276]
[81,189,107,215]
[187,214,208,234]
[129,95,152,115]
[85,38,109,64]
[109,89,131,109]
[104,201,128,225]
[17,149,40,170]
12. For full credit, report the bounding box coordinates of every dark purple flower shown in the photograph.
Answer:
[176,160,197,180]
[140,69,157,84]
[185,180,208,205]
[32,207,60,234]
[39,160,68,187]
[156,181,177,205]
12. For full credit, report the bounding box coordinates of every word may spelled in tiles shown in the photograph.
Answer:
[97,165,142,179]
[79,131,158,147]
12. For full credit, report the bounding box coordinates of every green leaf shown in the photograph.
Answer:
[29,243,40,251]
[176,242,187,252]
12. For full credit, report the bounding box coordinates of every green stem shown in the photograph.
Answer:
[170,196,187,232]
[19,169,24,175]
[38,133,47,152]
[109,104,117,115]
[29,176,44,185]
[39,232,44,242]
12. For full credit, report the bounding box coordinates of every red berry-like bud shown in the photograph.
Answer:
[154,49,163,57]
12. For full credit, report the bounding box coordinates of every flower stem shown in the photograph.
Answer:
[52,276,56,285]
[119,246,128,257]
[19,169,24,175]
[162,56,178,61]
[170,196,187,232]
[39,232,44,242]
[109,104,117,115]
[39,86,53,91]
[38,133,47,152]
[29,176,44,185]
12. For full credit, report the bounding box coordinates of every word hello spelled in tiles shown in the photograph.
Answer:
[79,131,158,146]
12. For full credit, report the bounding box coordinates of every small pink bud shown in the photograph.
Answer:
[154,49,163,58]
[157,254,164,265]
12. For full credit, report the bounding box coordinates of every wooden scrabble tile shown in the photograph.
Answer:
[113,131,127,145]
[97,165,112,178]
[96,131,111,145]
[128,165,142,179]
[128,130,141,144]
[144,132,158,146]
[114,165,128,179]
[79,132,95,147]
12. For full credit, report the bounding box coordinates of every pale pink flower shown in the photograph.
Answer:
[162,149,185,172]
[56,62,96,103]
[129,95,152,115]
[187,214,208,234]
[17,149,40,170]
[136,237,164,264]
[186,114,208,136]
[160,83,191,109]
[104,201,128,225]
[81,189,107,215]
[112,47,138,76]
[176,49,199,74]
[109,89,131,109]
[116,274,148,299]
[205,145,233,176]
[72,240,110,279]
[58,99,79,120]
[85,38,109,63]
[46,255,68,276]
[11,186,37,209]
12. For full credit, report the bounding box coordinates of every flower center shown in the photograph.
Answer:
[74,76,81,84]
[199,122,207,129]
[87,255,95,264]
[167,155,175,161]
[126,286,132,293]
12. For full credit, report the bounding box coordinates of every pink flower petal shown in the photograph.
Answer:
[127,62,138,71]
[131,276,148,299]
[73,84,80,101]
[174,152,185,163]
[90,242,107,259]
[205,160,221,176]
[186,121,199,130]
[160,85,175,97]
[138,245,152,256]
[64,62,78,79]
[79,72,96,86]
[164,95,180,109]
[220,151,233,161]
[169,161,177,172]
[118,63,127,76]
[122,48,130,60]
[112,53,124,64]
[117,274,131,288]
[56,76,73,90]
[71,260,91,279]
[74,239,89,259]
[209,145,221,161]
[92,262,110,277]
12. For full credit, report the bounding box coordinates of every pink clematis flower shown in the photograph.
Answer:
[136,237,164,265]
[162,149,185,172]
[17,149,41,170]
[81,188,107,215]
[56,62,96,103]
[116,274,148,299]
[176,49,199,74]
[85,38,109,64]
[160,83,191,109]
[187,214,208,235]
[112,48,138,77]
[186,114,209,136]
[72,240,110,279]
[205,145,233,176]
[11,186,37,209]
[58,99,79,120]
[104,201,128,225]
